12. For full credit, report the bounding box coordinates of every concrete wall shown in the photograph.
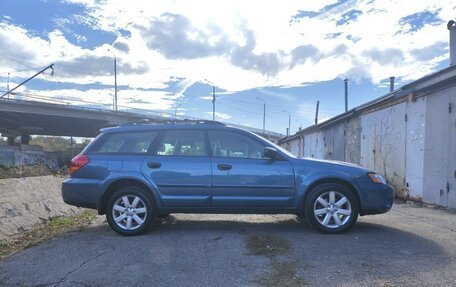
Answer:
[0,145,58,169]
[0,175,79,241]
[280,84,456,209]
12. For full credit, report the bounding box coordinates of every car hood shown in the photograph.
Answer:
[291,157,372,173]
[300,157,363,168]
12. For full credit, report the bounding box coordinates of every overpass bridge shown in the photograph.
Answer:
[0,98,283,143]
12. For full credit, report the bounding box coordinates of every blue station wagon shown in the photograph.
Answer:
[62,121,394,235]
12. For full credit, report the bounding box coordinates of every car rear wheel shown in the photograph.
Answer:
[106,186,155,236]
[304,183,359,234]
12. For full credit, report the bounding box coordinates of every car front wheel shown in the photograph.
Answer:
[106,186,155,236]
[305,183,359,234]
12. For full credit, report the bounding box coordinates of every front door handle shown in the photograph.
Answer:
[217,164,232,171]
[147,162,161,169]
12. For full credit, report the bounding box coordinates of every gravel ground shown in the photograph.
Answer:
[1,201,455,287]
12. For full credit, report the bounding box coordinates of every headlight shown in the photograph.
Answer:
[368,173,387,184]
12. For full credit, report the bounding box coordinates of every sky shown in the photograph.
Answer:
[0,0,454,135]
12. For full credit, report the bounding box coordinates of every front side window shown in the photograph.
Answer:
[93,131,158,154]
[208,130,265,159]
[155,130,207,156]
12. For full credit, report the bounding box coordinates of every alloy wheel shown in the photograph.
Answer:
[112,195,148,230]
[313,191,352,229]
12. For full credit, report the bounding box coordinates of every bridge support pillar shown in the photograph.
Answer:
[20,134,30,145]
[7,137,15,146]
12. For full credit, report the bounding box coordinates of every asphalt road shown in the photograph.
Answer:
[1,201,456,287]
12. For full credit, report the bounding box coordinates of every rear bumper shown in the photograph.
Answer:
[358,182,395,215]
[61,178,104,210]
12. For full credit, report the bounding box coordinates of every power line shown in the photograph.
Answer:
[0,53,37,69]
[220,97,322,119]
[0,67,40,75]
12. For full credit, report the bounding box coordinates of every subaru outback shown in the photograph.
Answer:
[62,121,394,235]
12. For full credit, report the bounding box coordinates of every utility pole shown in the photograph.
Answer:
[315,101,320,125]
[114,55,117,111]
[1,64,54,98]
[108,49,117,112]
[204,79,216,120]
[212,85,215,120]
[344,79,348,112]
[282,110,291,136]
[256,97,266,134]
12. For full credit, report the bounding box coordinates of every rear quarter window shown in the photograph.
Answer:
[90,131,158,154]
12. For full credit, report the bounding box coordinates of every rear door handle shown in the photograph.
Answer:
[147,162,161,169]
[217,164,232,171]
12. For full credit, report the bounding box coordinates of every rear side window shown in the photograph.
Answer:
[92,131,158,154]
[155,130,207,156]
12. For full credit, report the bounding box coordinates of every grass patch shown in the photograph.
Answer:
[0,165,69,179]
[245,233,293,258]
[0,210,97,260]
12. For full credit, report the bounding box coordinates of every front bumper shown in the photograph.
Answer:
[357,182,395,215]
[61,178,104,210]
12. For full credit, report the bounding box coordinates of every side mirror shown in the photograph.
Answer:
[264,147,281,160]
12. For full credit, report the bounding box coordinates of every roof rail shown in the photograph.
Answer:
[120,119,226,126]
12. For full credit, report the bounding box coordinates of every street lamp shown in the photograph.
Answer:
[107,48,117,112]
[282,110,291,136]
[204,79,216,120]
[256,97,266,134]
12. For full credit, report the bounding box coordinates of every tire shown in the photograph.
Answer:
[304,183,359,234]
[106,186,155,236]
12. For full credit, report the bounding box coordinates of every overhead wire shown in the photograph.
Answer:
[0,53,37,69]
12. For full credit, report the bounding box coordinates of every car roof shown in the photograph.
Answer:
[100,121,246,134]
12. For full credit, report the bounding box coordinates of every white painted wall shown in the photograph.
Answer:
[360,103,407,195]
[289,137,301,157]
[303,131,324,158]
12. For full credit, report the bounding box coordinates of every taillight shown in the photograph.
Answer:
[70,154,89,175]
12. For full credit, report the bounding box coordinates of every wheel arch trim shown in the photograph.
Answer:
[296,176,363,216]
[98,176,161,215]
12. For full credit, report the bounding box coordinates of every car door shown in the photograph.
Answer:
[208,129,295,207]
[141,129,212,207]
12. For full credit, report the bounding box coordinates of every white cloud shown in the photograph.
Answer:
[0,0,455,110]
[205,111,232,120]
[12,88,177,112]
